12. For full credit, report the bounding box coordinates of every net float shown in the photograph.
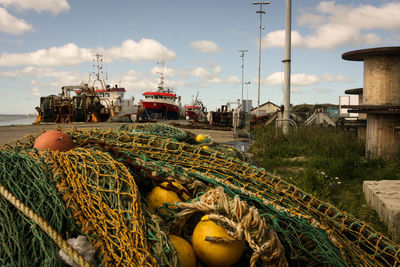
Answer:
[33,130,74,152]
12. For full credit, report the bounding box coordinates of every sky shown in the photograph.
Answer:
[0,0,399,114]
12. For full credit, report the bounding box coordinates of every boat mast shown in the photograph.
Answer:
[91,53,107,89]
[156,60,166,91]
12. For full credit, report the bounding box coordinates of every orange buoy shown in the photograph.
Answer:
[169,235,197,267]
[33,130,74,152]
[192,215,246,267]
[147,182,191,215]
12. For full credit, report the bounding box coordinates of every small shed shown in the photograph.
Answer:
[250,101,281,117]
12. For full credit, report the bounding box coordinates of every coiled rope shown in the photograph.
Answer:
[176,187,288,267]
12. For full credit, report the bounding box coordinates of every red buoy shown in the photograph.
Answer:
[34,130,74,152]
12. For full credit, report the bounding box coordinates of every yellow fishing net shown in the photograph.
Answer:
[0,124,399,267]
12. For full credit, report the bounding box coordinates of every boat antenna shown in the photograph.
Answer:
[194,91,199,107]
[91,52,107,89]
[156,60,166,90]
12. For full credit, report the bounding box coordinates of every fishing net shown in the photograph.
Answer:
[0,123,399,267]
[0,150,77,266]
[119,123,188,141]
[43,147,158,266]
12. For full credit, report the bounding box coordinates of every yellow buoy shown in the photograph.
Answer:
[202,145,209,150]
[147,182,191,214]
[195,134,205,142]
[169,235,197,267]
[192,215,246,267]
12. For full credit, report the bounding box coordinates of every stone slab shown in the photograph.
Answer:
[363,180,400,241]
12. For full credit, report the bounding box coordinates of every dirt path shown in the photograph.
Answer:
[0,122,246,145]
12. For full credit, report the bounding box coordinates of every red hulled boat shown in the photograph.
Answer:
[138,62,181,120]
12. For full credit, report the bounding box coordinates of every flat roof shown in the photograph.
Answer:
[345,88,363,95]
[342,46,400,61]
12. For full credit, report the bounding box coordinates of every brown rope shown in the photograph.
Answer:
[0,182,92,267]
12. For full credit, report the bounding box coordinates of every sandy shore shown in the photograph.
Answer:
[0,121,244,145]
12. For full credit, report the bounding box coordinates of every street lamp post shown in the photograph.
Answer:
[253,1,269,117]
[282,0,292,135]
[239,50,248,109]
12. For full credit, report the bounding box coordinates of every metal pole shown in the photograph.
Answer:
[239,50,248,109]
[282,0,291,135]
[253,2,269,117]
[245,81,251,101]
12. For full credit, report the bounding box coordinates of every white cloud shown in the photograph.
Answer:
[212,65,222,75]
[361,33,381,45]
[207,76,240,84]
[262,72,320,86]
[0,43,92,66]
[0,66,89,90]
[262,1,400,49]
[190,67,213,79]
[107,39,176,62]
[151,65,221,80]
[336,75,352,82]
[298,13,326,26]
[321,73,352,83]
[120,69,155,91]
[190,40,221,54]
[119,69,186,92]
[0,0,70,14]
[0,66,79,78]
[260,72,354,86]
[260,72,283,85]
[0,39,176,67]
[261,30,305,49]
[150,64,238,85]
[224,76,240,84]
[0,7,34,35]
[321,73,335,82]
[292,73,320,86]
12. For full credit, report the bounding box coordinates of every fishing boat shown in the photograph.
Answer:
[184,94,207,120]
[35,53,137,123]
[78,53,137,122]
[138,61,181,120]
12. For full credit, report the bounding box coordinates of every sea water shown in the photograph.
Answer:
[0,114,37,126]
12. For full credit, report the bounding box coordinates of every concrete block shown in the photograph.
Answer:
[363,180,400,241]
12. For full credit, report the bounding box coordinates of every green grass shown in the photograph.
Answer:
[249,125,400,237]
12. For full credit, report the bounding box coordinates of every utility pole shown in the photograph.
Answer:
[282,0,292,135]
[238,50,248,108]
[253,1,269,117]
